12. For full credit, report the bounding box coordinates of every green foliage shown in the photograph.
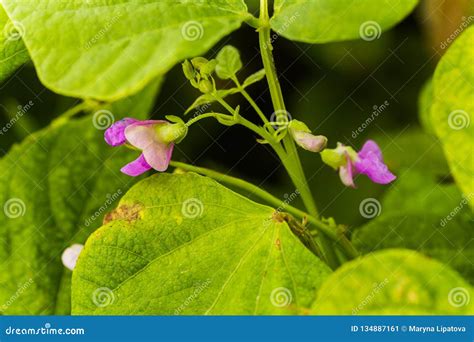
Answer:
[354,169,474,283]
[0,4,29,83]
[431,26,474,208]
[1,0,249,100]
[0,81,160,314]
[312,249,474,314]
[418,78,435,135]
[242,69,266,88]
[215,45,242,79]
[271,0,419,43]
[72,173,331,314]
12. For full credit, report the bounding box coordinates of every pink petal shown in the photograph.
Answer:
[142,143,174,172]
[339,153,355,188]
[61,244,84,271]
[355,154,396,184]
[358,140,383,161]
[104,118,138,146]
[121,154,152,176]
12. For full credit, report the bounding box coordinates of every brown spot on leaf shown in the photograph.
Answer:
[103,203,143,225]
[275,238,281,250]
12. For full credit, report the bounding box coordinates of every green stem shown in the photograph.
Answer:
[258,0,339,268]
[232,77,270,125]
[185,112,230,126]
[170,161,358,260]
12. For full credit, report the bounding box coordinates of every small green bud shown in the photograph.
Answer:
[200,59,217,76]
[198,79,213,93]
[182,60,195,80]
[191,57,209,70]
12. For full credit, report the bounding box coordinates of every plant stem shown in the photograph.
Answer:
[232,77,270,125]
[258,0,339,268]
[185,112,230,126]
[170,160,358,260]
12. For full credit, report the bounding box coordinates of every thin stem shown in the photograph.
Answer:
[258,0,339,268]
[170,160,358,260]
[232,77,269,125]
[185,112,230,126]
[212,94,277,145]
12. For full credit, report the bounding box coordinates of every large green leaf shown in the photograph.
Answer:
[72,173,331,314]
[312,249,474,314]
[431,26,474,208]
[271,0,419,44]
[1,0,249,100]
[354,169,474,283]
[0,80,160,315]
[0,4,29,83]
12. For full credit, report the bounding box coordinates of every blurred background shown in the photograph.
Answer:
[1,0,472,228]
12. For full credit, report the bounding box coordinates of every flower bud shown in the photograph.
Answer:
[182,60,195,80]
[289,120,327,152]
[198,79,213,93]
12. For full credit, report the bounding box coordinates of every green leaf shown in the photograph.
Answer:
[418,78,435,135]
[0,80,160,314]
[1,0,249,100]
[242,69,266,88]
[431,26,474,208]
[0,4,29,83]
[215,45,243,79]
[354,169,474,283]
[271,0,419,44]
[72,173,331,314]
[312,249,474,314]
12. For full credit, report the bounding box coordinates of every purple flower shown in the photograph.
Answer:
[321,140,396,187]
[104,118,186,176]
